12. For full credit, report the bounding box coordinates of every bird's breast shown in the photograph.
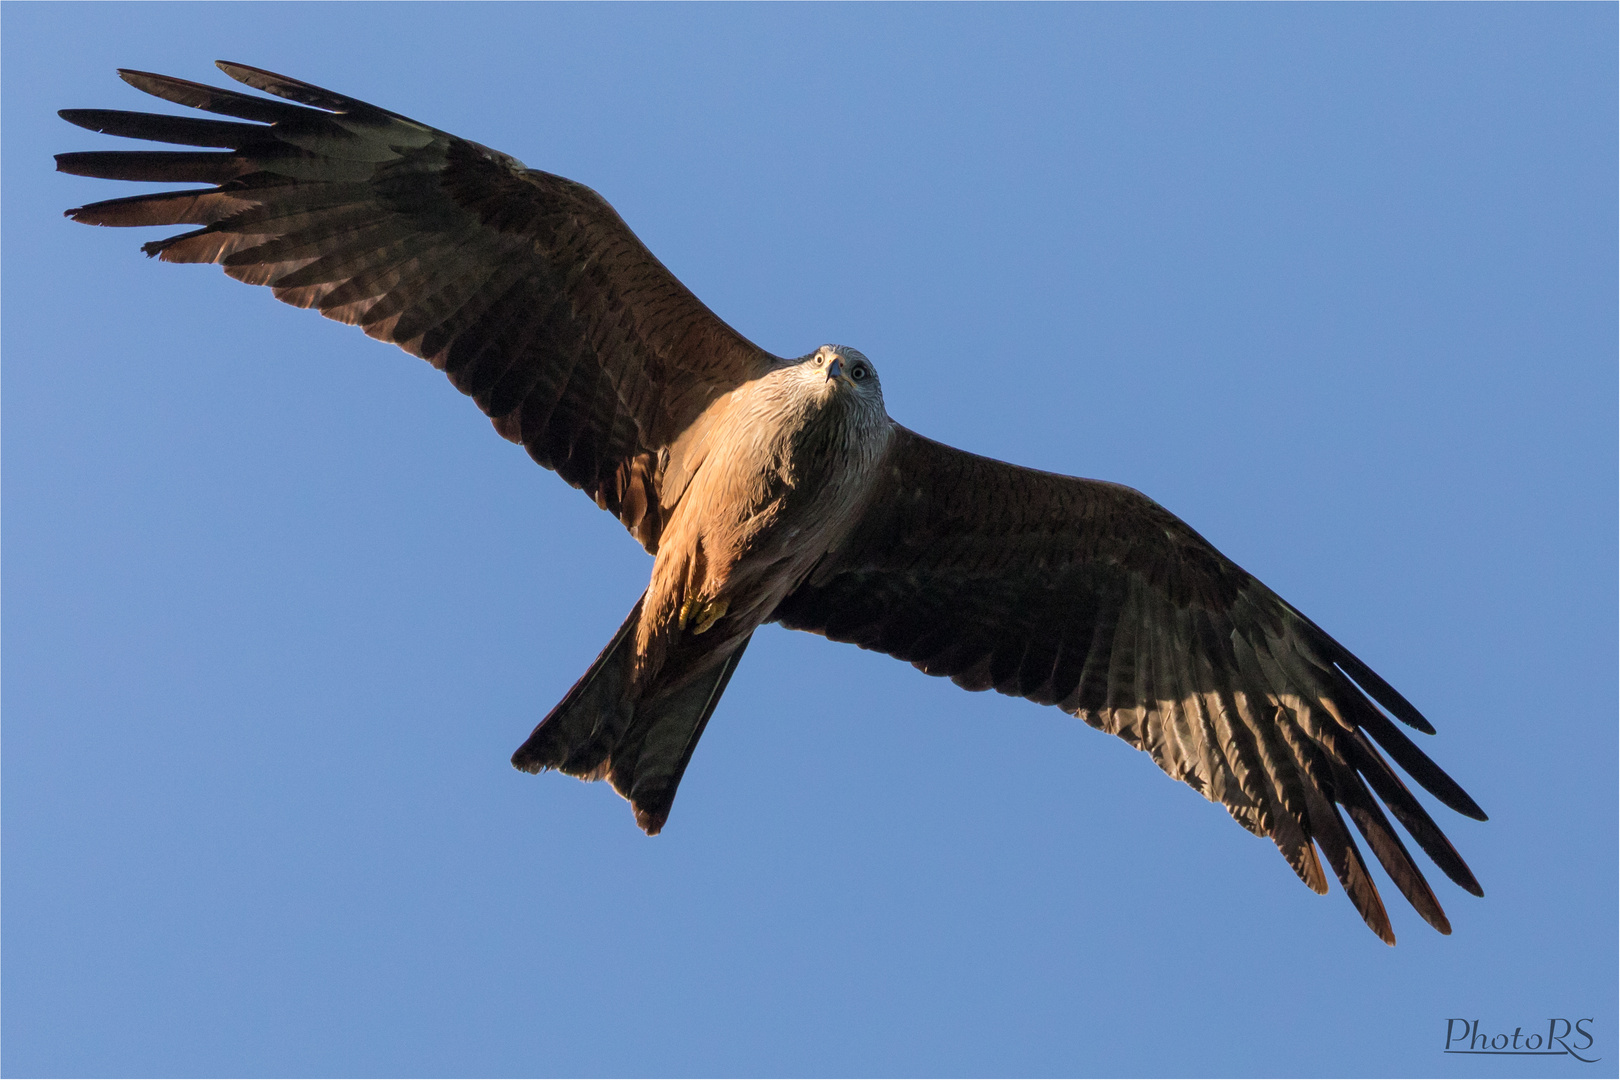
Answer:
[662,380,887,592]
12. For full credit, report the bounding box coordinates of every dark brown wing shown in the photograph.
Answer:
[773,426,1485,944]
[57,62,775,552]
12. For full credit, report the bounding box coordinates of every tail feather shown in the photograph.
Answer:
[511,597,643,781]
[610,636,751,835]
[511,594,752,834]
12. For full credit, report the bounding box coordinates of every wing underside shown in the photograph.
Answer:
[775,426,1484,943]
[59,62,775,551]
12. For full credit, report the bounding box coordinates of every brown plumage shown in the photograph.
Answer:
[59,62,1485,944]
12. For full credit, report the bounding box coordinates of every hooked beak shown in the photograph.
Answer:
[825,355,852,386]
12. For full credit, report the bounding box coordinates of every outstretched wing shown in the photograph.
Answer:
[773,426,1485,944]
[58,62,775,552]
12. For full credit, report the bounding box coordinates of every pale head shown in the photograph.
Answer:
[798,344,883,409]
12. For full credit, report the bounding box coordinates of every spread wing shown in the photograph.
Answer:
[773,426,1485,943]
[58,62,775,552]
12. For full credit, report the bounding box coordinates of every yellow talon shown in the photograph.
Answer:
[690,597,729,635]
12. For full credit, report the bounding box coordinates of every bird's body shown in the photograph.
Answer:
[58,62,1485,943]
[640,347,891,675]
[514,346,893,832]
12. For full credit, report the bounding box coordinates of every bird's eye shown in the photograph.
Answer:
[813,353,826,366]
[851,365,868,381]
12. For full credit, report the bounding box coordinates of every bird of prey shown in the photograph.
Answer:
[58,62,1484,944]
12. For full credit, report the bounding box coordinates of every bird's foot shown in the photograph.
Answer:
[679,596,729,635]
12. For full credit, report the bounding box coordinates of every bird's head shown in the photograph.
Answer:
[803,344,882,406]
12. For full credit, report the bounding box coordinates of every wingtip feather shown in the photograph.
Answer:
[117,68,181,95]
[214,60,380,116]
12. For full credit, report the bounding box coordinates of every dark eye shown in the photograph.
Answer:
[851,364,868,381]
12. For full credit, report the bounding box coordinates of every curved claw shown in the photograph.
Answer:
[689,597,729,635]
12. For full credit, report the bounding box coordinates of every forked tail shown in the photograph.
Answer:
[511,594,751,834]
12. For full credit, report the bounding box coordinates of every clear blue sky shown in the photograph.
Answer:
[5,4,1614,1076]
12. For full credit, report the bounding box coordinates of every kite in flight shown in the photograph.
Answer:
[58,63,1484,944]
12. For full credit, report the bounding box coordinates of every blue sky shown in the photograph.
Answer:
[4,4,1615,1076]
